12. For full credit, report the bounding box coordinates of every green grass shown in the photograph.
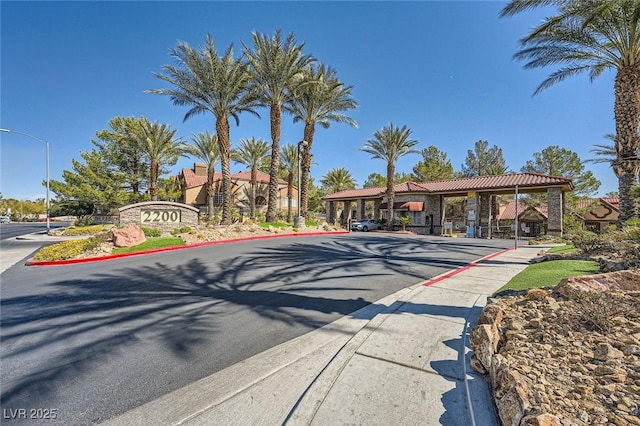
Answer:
[112,237,185,254]
[546,244,577,255]
[497,259,599,292]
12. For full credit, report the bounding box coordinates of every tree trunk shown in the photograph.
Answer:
[216,117,232,225]
[614,65,640,225]
[149,160,159,201]
[266,102,282,223]
[386,162,395,231]
[250,167,257,220]
[286,171,294,223]
[207,163,215,222]
[300,122,315,219]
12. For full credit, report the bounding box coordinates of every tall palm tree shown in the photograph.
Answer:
[501,0,640,223]
[136,119,185,201]
[320,167,356,194]
[149,35,260,224]
[232,137,270,220]
[279,143,298,222]
[286,64,358,219]
[587,135,640,183]
[243,29,313,223]
[186,131,220,221]
[361,123,419,230]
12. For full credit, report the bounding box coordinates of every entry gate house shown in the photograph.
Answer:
[322,172,574,237]
[119,201,199,233]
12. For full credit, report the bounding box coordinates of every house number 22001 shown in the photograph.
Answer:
[140,209,181,224]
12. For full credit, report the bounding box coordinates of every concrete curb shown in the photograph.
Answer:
[25,230,350,267]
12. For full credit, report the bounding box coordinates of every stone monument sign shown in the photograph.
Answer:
[119,201,199,233]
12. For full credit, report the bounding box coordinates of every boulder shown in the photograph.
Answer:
[112,225,146,248]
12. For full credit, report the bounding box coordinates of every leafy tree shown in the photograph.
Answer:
[150,34,259,224]
[394,172,413,184]
[361,123,419,229]
[460,140,508,177]
[501,0,640,222]
[279,143,299,222]
[186,131,220,220]
[50,149,129,214]
[94,116,149,201]
[412,145,455,182]
[233,137,270,220]
[156,177,182,202]
[50,200,94,222]
[136,119,185,201]
[522,145,601,197]
[363,173,386,188]
[320,167,356,194]
[286,63,358,218]
[306,177,325,213]
[243,29,313,223]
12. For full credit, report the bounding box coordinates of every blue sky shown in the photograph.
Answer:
[1,1,618,202]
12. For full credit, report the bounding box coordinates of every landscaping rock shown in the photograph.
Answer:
[112,225,146,248]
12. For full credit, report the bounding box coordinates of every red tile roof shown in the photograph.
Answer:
[498,201,548,220]
[323,173,574,200]
[420,173,573,193]
[180,168,287,189]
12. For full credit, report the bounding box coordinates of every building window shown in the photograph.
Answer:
[256,196,267,207]
[213,193,234,205]
[412,211,423,225]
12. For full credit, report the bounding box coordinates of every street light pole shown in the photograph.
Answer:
[295,140,308,228]
[0,128,51,232]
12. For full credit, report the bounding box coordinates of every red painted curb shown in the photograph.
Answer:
[26,230,350,267]
[420,247,515,287]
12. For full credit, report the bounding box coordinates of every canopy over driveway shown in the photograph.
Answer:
[322,172,574,236]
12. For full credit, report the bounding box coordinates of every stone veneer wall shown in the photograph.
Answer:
[119,201,199,234]
[547,188,563,236]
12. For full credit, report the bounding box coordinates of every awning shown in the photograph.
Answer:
[378,201,424,212]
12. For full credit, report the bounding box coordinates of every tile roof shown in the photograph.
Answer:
[180,168,287,189]
[323,173,574,200]
[181,168,218,189]
[419,172,573,193]
[499,201,548,220]
[323,186,386,200]
[232,170,287,185]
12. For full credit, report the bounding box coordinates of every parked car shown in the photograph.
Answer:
[350,219,382,232]
[0,216,10,223]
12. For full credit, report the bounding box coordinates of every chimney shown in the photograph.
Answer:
[194,162,207,176]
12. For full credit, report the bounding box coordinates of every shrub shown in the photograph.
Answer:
[33,238,100,261]
[171,226,192,235]
[559,285,627,332]
[60,224,112,236]
[73,215,94,227]
[140,227,162,237]
[569,230,601,253]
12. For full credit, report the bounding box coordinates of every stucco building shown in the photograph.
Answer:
[178,163,298,217]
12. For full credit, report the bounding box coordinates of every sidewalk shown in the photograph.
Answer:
[103,244,544,426]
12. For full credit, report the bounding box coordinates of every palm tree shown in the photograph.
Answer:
[501,0,640,223]
[136,119,185,201]
[149,35,260,224]
[320,167,356,194]
[361,123,419,230]
[279,143,298,222]
[286,64,358,219]
[587,135,640,183]
[243,29,313,223]
[233,137,270,220]
[186,131,220,221]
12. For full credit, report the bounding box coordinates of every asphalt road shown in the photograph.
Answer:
[0,233,511,425]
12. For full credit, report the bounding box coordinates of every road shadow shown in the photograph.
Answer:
[0,234,508,422]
